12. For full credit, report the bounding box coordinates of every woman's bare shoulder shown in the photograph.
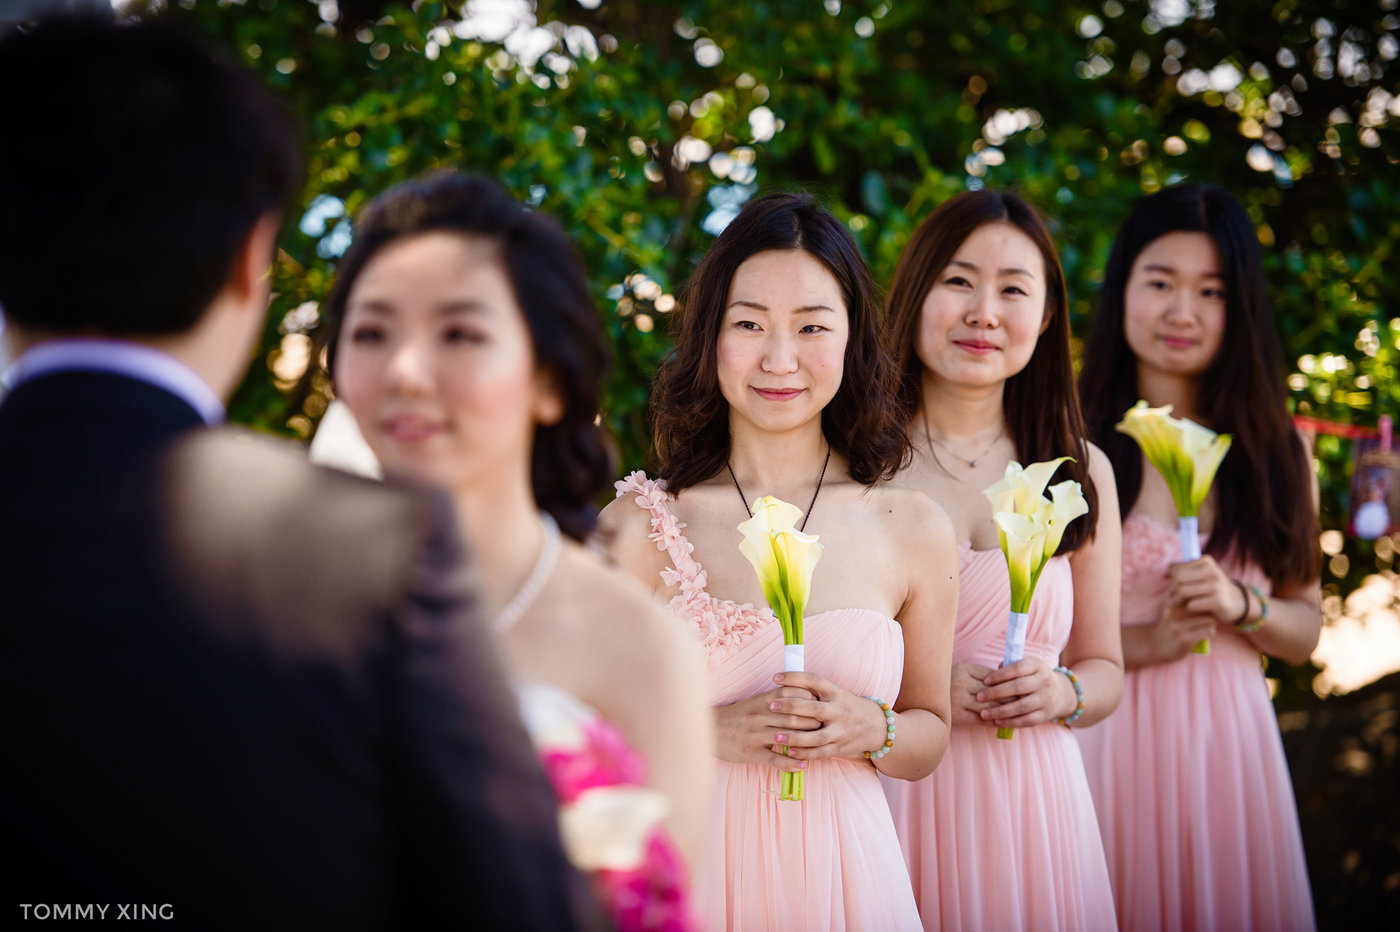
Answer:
[558,545,678,633]
[594,484,662,565]
[1083,441,1114,482]
[551,545,698,689]
[595,477,657,532]
[862,480,956,543]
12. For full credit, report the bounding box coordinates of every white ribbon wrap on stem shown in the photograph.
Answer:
[997,610,1033,739]
[1178,515,1201,561]
[1001,611,1030,667]
[783,644,805,673]
[1178,515,1212,654]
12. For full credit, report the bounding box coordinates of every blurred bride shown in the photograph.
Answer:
[311,171,711,930]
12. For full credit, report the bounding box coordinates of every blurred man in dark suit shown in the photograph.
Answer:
[0,18,591,929]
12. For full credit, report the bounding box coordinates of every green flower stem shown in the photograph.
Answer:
[779,765,803,802]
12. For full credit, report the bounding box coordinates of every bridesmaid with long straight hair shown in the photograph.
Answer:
[599,191,957,930]
[879,189,1122,930]
[1075,183,1319,931]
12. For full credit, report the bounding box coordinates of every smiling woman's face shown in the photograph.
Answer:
[915,221,1048,390]
[714,248,850,437]
[1122,231,1227,382]
[334,231,562,492]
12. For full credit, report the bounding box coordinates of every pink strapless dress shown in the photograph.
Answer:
[881,546,1116,931]
[1074,513,1314,931]
[617,472,922,932]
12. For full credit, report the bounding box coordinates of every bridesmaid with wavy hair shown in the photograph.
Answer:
[321,172,712,930]
[1075,183,1318,931]
[599,191,957,931]
[879,189,1122,930]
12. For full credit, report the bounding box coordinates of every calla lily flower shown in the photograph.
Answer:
[737,496,822,645]
[1117,401,1232,654]
[745,496,804,533]
[983,459,1089,737]
[993,511,1049,613]
[737,495,824,800]
[984,456,1072,517]
[1116,400,1232,517]
[1043,479,1092,558]
[1179,418,1232,512]
[980,467,1086,612]
[738,532,783,619]
[983,458,1086,613]
[770,527,822,643]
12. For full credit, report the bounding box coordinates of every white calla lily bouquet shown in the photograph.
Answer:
[737,496,823,801]
[983,458,1089,739]
[1116,401,1232,654]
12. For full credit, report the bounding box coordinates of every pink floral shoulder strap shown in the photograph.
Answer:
[613,470,705,593]
[613,470,771,655]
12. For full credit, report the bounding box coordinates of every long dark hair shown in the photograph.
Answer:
[650,191,910,492]
[1078,183,1317,586]
[317,172,613,541]
[885,189,1097,554]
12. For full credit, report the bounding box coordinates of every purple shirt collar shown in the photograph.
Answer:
[1,338,225,425]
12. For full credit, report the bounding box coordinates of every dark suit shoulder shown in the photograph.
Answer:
[159,427,462,657]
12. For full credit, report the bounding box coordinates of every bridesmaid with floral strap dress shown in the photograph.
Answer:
[1075,184,1319,932]
[879,190,1123,931]
[599,192,957,932]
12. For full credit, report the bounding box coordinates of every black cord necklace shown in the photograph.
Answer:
[726,446,832,532]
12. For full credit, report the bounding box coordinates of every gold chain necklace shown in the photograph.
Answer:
[922,407,1004,469]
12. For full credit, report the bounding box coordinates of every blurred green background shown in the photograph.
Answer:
[130,0,1396,919]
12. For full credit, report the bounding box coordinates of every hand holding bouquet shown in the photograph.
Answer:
[983,458,1089,739]
[1117,401,1232,654]
[737,496,823,801]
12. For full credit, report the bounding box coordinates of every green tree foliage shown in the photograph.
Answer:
[156,0,1396,640]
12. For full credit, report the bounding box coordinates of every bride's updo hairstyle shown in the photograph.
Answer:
[650,191,910,492]
[317,172,614,541]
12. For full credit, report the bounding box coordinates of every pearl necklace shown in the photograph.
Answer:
[492,513,561,633]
